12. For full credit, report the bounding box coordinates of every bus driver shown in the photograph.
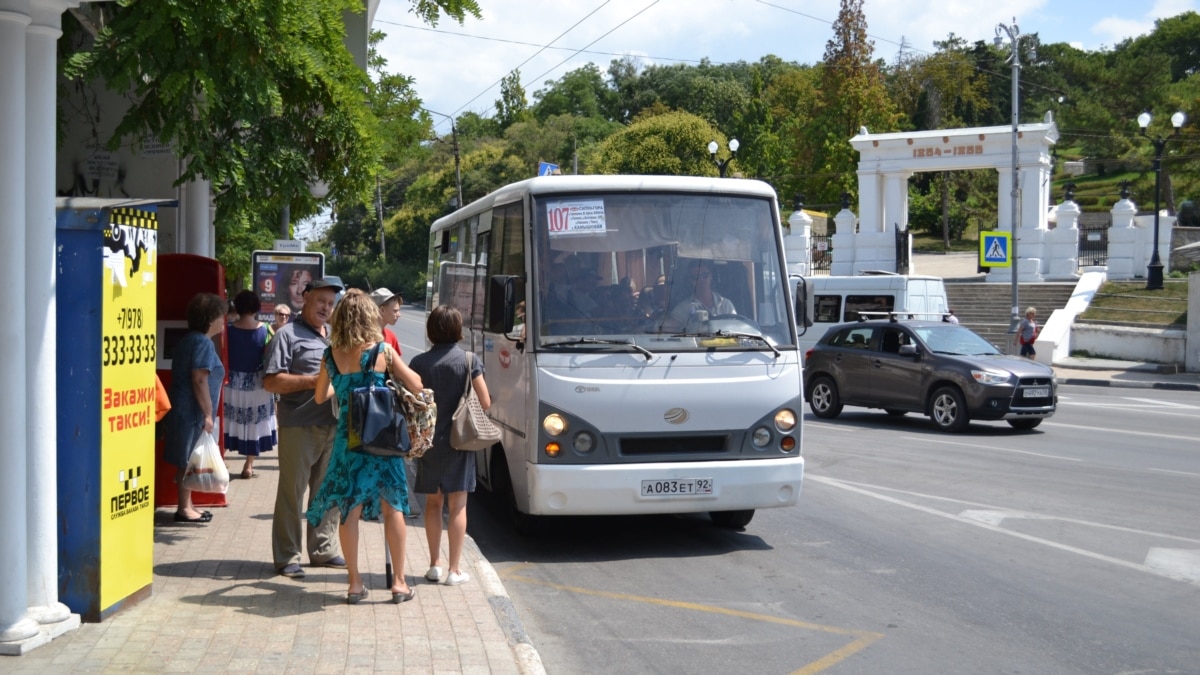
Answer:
[668,259,735,329]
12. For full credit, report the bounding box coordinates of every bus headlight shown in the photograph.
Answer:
[543,414,567,437]
[572,432,595,454]
[751,427,771,447]
[774,409,797,432]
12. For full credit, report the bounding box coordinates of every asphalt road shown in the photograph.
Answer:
[391,312,1200,674]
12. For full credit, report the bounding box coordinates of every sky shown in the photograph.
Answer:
[372,0,1196,132]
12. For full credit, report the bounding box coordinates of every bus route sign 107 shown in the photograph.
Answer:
[641,478,714,497]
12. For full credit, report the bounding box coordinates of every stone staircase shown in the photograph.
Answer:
[946,281,1077,347]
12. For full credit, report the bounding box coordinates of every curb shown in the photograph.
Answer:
[1058,377,1200,392]
[467,535,547,675]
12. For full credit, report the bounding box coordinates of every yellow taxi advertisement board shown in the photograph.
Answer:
[98,207,158,610]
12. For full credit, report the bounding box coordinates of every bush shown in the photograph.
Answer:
[326,257,428,307]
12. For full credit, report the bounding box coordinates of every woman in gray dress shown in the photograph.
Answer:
[409,306,491,586]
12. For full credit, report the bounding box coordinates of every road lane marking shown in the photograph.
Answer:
[898,435,1082,462]
[818,478,1200,544]
[1123,397,1200,409]
[1145,548,1200,583]
[809,475,1200,586]
[500,564,884,674]
[1042,422,1196,442]
[1149,467,1200,478]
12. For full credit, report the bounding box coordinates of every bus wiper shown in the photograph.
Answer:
[543,337,654,360]
[713,330,780,358]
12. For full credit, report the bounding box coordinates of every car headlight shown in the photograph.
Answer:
[971,369,1011,385]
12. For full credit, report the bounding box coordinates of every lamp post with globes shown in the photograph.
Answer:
[708,138,739,177]
[1137,110,1186,290]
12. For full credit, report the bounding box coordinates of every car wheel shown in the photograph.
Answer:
[1007,419,1042,430]
[808,376,843,419]
[884,409,907,417]
[928,386,969,432]
[710,509,755,529]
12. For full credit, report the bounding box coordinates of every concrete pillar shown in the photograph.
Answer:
[25,0,72,628]
[856,171,881,234]
[183,175,213,256]
[784,209,813,276]
[1047,199,1080,279]
[0,0,37,645]
[1187,271,1199,373]
[882,172,909,234]
[997,169,1013,233]
[1106,197,1139,280]
[830,206,858,276]
[1020,166,1048,230]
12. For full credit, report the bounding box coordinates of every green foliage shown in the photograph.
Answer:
[495,70,533,130]
[587,111,722,176]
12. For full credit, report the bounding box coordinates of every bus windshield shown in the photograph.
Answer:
[532,191,793,350]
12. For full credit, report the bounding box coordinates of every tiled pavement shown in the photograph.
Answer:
[8,453,543,674]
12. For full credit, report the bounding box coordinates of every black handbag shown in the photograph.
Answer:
[347,344,411,458]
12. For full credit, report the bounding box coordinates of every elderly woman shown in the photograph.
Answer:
[163,292,227,523]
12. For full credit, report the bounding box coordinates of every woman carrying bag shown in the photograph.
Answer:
[163,293,227,524]
[306,290,424,604]
[409,305,492,587]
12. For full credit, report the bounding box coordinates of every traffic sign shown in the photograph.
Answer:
[980,231,1011,267]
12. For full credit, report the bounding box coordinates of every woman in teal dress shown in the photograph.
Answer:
[307,290,424,604]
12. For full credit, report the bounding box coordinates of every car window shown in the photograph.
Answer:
[830,326,874,350]
[879,327,912,354]
[846,295,895,322]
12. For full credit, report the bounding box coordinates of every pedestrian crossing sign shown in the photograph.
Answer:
[980,231,1011,267]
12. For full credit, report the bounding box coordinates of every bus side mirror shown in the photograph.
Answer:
[791,276,812,333]
[487,275,518,334]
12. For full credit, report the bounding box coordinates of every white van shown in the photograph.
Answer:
[796,273,950,352]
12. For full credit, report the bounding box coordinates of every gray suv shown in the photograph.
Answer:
[804,319,1057,431]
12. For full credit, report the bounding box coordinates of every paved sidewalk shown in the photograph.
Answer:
[9,453,544,675]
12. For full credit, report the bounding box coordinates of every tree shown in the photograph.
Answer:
[800,0,901,206]
[64,0,480,278]
[495,70,533,130]
[586,110,723,176]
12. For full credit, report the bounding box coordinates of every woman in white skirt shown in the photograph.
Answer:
[224,290,278,478]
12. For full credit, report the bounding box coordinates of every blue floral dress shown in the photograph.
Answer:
[306,346,409,525]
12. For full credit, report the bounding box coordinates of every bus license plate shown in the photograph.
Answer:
[640,478,713,496]
[1023,387,1049,398]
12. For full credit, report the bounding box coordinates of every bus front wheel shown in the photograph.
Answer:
[710,509,755,529]
[490,450,544,536]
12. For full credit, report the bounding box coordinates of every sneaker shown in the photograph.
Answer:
[424,566,444,582]
[314,556,346,569]
[445,570,470,586]
[278,563,305,579]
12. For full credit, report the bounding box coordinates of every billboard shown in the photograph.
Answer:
[251,250,325,322]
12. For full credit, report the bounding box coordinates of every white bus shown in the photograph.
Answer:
[427,175,805,529]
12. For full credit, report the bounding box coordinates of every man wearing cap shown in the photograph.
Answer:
[369,287,403,356]
[263,278,345,578]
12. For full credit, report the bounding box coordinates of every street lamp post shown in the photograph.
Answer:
[995,18,1035,348]
[708,138,739,177]
[1137,110,1186,290]
[423,108,464,210]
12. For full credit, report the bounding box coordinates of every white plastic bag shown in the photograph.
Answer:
[182,432,229,494]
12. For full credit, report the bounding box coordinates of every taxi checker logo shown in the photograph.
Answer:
[664,408,689,424]
[111,465,151,520]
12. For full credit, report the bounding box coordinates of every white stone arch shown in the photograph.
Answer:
[834,115,1064,280]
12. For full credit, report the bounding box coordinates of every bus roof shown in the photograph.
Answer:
[430,175,779,234]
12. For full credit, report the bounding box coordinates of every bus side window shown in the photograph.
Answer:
[814,295,841,323]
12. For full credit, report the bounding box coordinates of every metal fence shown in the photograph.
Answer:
[1077,224,1108,268]
[810,234,832,275]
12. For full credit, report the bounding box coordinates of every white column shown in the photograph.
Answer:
[882,172,910,234]
[182,175,212,256]
[0,0,37,645]
[856,170,881,234]
[1020,166,1047,230]
[997,169,1013,233]
[26,0,72,627]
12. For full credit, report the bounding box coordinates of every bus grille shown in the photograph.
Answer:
[620,435,727,455]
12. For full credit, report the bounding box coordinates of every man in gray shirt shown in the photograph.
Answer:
[263,278,344,578]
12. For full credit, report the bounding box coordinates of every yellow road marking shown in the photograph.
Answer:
[500,564,884,673]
